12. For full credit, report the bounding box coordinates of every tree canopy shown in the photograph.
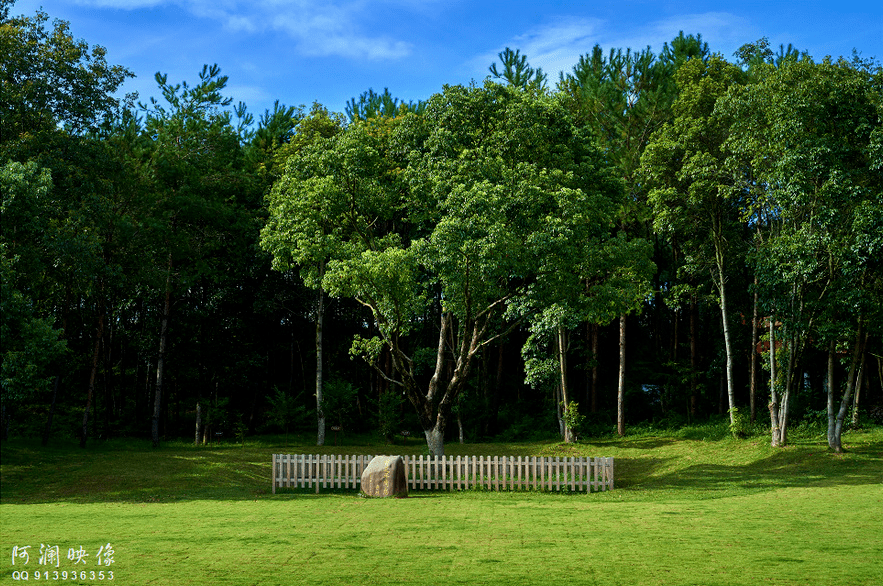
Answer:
[3,3,881,451]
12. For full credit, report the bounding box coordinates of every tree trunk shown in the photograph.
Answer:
[590,323,599,413]
[689,296,698,419]
[555,374,565,439]
[315,270,326,447]
[488,340,503,436]
[717,265,736,427]
[778,333,796,447]
[832,321,864,453]
[102,318,115,440]
[558,324,575,443]
[195,402,202,446]
[826,341,836,448]
[152,255,172,448]
[457,411,464,444]
[425,426,444,457]
[81,313,105,448]
[617,314,626,437]
[851,335,868,427]
[768,317,782,447]
[749,281,759,423]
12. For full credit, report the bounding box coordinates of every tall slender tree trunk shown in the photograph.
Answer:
[716,263,736,427]
[851,334,868,427]
[690,296,698,420]
[591,323,599,413]
[832,320,864,453]
[749,281,759,423]
[195,402,202,446]
[778,337,794,446]
[826,341,836,447]
[102,318,115,439]
[81,313,105,448]
[557,324,574,443]
[152,255,172,448]
[768,317,782,447]
[315,275,326,447]
[617,314,626,437]
[493,341,503,431]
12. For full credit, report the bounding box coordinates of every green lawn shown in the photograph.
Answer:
[2,428,882,585]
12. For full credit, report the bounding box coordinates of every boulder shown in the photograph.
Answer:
[360,455,408,498]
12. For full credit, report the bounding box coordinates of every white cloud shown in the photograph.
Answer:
[226,83,271,105]
[74,0,167,7]
[616,12,755,58]
[469,17,603,81]
[74,0,414,60]
[510,17,604,79]
[270,7,413,59]
[477,12,757,83]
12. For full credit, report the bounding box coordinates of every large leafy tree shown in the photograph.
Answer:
[1,4,142,445]
[0,162,67,439]
[260,104,346,446]
[643,56,748,431]
[722,56,882,449]
[556,37,705,434]
[0,6,133,142]
[263,82,624,455]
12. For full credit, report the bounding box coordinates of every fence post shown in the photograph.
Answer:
[608,457,614,491]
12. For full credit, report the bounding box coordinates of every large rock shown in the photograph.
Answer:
[360,455,408,498]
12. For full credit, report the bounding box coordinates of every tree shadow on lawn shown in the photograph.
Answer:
[3,437,880,504]
[620,441,883,493]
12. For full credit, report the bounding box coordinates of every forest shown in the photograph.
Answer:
[2,5,881,457]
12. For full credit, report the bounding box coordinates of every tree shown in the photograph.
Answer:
[643,56,749,432]
[0,162,67,439]
[263,82,624,455]
[0,7,133,142]
[721,56,882,449]
[139,64,260,447]
[2,6,142,446]
[345,88,425,123]
[489,47,548,92]
[557,39,695,434]
[260,105,346,445]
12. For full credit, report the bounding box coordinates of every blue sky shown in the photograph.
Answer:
[12,0,883,120]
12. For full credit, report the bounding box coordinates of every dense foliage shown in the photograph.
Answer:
[2,7,881,453]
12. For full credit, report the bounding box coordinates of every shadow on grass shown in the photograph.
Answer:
[617,441,883,493]
[2,433,881,504]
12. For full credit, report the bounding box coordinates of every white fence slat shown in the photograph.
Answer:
[271,453,612,493]
[607,457,614,490]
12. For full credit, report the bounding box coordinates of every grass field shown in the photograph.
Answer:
[2,425,882,585]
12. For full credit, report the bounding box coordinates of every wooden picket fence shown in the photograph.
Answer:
[272,454,613,494]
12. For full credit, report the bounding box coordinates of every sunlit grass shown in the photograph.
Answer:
[2,426,881,585]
